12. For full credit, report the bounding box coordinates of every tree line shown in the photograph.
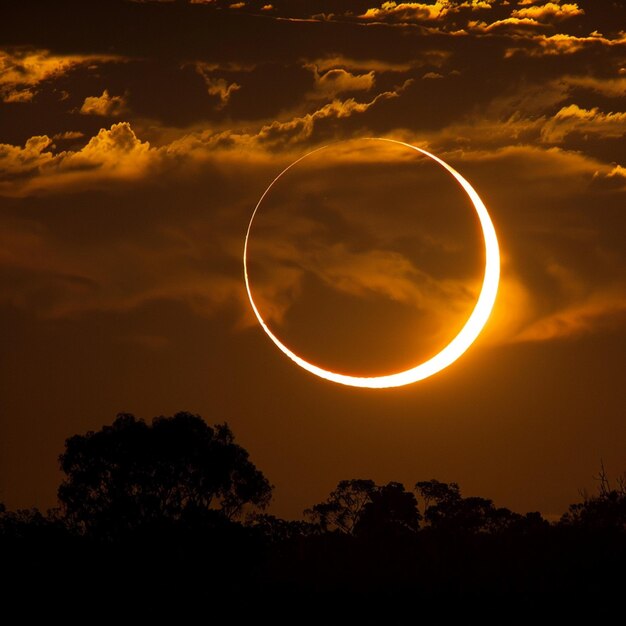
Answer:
[2,412,624,620]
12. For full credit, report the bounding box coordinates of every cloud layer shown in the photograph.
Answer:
[1,0,625,352]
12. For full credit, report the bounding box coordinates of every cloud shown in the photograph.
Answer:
[602,165,626,190]
[194,62,241,109]
[0,214,248,321]
[253,97,387,144]
[483,79,571,118]
[80,90,127,116]
[357,0,496,24]
[513,290,626,342]
[0,123,159,195]
[3,26,626,346]
[463,0,495,7]
[446,143,612,182]
[170,79,413,152]
[418,115,543,151]
[306,65,375,98]
[540,104,626,143]
[359,1,453,22]
[304,244,476,313]
[483,267,626,345]
[511,2,584,22]
[52,131,85,141]
[558,75,626,98]
[307,53,451,74]
[76,123,153,166]
[2,121,625,345]
[244,140,626,349]
[2,87,36,103]
[252,80,412,145]
[607,164,626,180]
[204,77,242,108]
[506,32,626,57]
[435,143,626,344]
[467,17,545,33]
[247,200,481,345]
[1,5,624,372]
[0,77,412,197]
[477,74,626,128]
[0,48,117,103]
[0,135,55,176]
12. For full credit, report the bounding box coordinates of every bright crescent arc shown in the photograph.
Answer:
[243,138,500,389]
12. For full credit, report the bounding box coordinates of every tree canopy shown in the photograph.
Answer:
[306,479,421,536]
[305,479,376,534]
[58,412,272,537]
[1,413,624,620]
[415,479,542,533]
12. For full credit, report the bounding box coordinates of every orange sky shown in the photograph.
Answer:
[1,0,625,519]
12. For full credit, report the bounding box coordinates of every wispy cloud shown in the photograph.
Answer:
[0,48,119,103]
[195,62,242,109]
[540,104,626,143]
[306,64,375,99]
[80,89,128,116]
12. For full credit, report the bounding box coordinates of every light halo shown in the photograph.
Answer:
[243,138,500,388]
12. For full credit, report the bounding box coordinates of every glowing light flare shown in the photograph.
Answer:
[243,138,500,388]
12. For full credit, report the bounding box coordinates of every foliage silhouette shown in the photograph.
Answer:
[561,464,626,530]
[305,478,376,534]
[306,479,421,536]
[2,415,625,621]
[249,513,317,543]
[415,479,542,533]
[354,481,421,536]
[58,412,272,537]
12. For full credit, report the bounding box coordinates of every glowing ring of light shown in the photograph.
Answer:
[244,138,500,388]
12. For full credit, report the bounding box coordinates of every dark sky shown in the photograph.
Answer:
[1,0,625,520]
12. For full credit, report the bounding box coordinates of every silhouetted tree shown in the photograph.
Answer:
[58,412,272,537]
[561,464,626,530]
[415,479,530,533]
[304,479,376,534]
[306,480,421,536]
[415,479,461,510]
[0,504,72,584]
[0,506,51,538]
[354,481,421,537]
[249,513,317,543]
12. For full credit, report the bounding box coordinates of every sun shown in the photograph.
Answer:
[243,138,500,388]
